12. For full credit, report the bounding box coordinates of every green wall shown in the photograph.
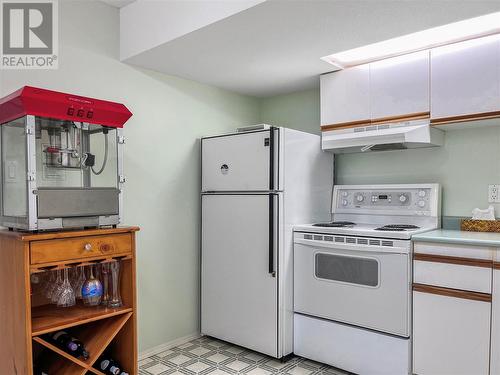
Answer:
[260,89,500,217]
[0,0,260,352]
[259,89,321,135]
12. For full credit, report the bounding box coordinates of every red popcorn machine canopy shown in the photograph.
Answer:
[0,86,132,127]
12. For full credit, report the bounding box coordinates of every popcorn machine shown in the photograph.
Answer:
[0,86,132,231]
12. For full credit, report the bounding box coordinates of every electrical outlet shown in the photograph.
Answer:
[489,184,500,203]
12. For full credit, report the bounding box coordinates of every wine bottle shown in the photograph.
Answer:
[51,331,90,359]
[33,365,49,375]
[99,358,121,375]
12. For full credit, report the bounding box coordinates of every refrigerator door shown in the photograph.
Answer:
[202,193,279,357]
[201,129,277,192]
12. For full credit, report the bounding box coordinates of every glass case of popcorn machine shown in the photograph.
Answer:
[0,86,132,230]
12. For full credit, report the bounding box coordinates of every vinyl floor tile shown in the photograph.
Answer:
[139,337,350,375]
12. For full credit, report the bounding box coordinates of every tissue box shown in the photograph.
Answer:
[461,219,500,232]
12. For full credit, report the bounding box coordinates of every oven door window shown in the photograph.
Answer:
[315,252,380,287]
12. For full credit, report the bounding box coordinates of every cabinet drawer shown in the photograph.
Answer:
[414,242,493,260]
[30,233,132,265]
[414,257,492,293]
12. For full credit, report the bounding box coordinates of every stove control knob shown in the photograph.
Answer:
[356,194,364,202]
[342,191,348,197]
[399,194,408,203]
[418,200,426,208]
[342,199,348,206]
[418,190,426,198]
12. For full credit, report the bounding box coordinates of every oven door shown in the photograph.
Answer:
[294,234,411,337]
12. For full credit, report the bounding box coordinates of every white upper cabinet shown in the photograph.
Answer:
[321,51,429,127]
[431,35,500,120]
[320,65,370,126]
[370,51,430,120]
[321,35,500,130]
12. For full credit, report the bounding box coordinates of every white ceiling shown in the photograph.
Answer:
[101,0,135,8]
[123,0,500,98]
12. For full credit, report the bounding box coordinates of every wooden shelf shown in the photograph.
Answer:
[35,347,87,375]
[46,355,86,375]
[76,312,132,365]
[33,313,132,370]
[87,367,106,375]
[32,302,133,336]
[0,227,138,374]
[33,336,89,369]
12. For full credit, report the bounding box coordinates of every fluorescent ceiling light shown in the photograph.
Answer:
[322,12,500,69]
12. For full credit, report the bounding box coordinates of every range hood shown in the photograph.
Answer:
[321,119,444,153]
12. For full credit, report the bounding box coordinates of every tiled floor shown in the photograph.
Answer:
[139,336,349,375]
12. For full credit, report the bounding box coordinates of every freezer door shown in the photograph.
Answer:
[202,194,278,357]
[201,130,277,192]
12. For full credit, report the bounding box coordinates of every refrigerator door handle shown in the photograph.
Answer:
[269,127,275,191]
[269,194,276,277]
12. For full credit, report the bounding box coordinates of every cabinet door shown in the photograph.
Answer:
[413,290,490,375]
[490,268,500,375]
[320,66,370,126]
[370,51,430,120]
[201,194,278,357]
[431,35,500,120]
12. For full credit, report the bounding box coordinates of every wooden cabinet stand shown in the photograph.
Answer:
[0,227,139,375]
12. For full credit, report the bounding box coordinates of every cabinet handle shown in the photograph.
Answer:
[413,283,492,302]
[269,127,276,190]
[84,243,92,251]
[100,244,112,252]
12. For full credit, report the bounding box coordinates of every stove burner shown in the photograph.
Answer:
[313,221,356,228]
[375,224,420,231]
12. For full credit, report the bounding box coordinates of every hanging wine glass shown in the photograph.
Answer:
[51,269,64,304]
[45,270,57,300]
[40,269,52,292]
[82,265,103,306]
[108,260,122,308]
[69,266,79,290]
[57,268,76,307]
[75,266,86,300]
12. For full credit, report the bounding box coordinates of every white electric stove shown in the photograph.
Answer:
[293,184,441,375]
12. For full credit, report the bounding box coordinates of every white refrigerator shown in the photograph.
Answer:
[201,126,333,358]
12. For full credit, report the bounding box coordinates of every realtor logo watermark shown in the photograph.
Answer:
[0,0,58,69]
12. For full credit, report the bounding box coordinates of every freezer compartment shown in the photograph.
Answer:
[37,187,119,218]
[294,313,410,375]
[201,129,278,192]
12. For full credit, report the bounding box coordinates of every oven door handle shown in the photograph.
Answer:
[294,238,409,255]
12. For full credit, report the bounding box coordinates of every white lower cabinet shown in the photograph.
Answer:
[413,291,491,375]
[490,269,500,375]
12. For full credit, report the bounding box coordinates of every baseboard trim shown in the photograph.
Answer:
[139,332,202,360]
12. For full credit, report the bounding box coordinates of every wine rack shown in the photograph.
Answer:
[0,227,139,375]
